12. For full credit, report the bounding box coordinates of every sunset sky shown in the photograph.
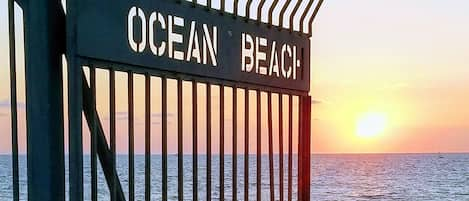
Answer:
[0,0,468,154]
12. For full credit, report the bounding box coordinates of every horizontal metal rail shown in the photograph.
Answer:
[79,57,309,97]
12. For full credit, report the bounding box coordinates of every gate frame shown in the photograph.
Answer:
[22,0,66,200]
[9,0,324,200]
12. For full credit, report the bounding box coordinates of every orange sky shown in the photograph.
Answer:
[309,0,469,153]
[0,0,468,154]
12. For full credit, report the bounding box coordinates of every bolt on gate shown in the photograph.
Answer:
[5,0,324,200]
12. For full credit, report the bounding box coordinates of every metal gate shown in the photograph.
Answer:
[4,0,324,200]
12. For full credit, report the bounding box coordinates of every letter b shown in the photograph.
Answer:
[242,33,254,72]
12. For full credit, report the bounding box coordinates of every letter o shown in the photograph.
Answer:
[128,6,147,53]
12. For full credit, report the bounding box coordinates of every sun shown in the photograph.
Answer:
[356,112,388,138]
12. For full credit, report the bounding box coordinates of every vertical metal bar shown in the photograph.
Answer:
[192,81,198,201]
[233,0,239,17]
[244,89,249,201]
[298,96,312,201]
[268,0,280,26]
[309,0,324,35]
[220,86,225,201]
[69,73,84,201]
[279,95,284,201]
[232,87,238,201]
[24,0,66,200]
[206,83,212,201]
[256,90,261,201]
[178,79,184,201]
[162,77,168,201]
[258,0,266,23]
[290,0,303,32]
[128,72,135,201]
[279,0,291,29]
[267,92,274,201]
[67,0,84,198]
[298,95,304,201]
[90,66,97,201]
[246,0,253,20]
[220,0,225,14]
[8,0,19,200]
[288,95,293,201]
[110,69,117,201]
[207,0,212,10]
[145,74,151,201]
[300,0,315,34]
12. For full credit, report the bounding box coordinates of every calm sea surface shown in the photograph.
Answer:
[0,154,468,201]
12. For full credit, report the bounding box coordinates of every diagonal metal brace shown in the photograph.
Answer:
[81,72,126,201]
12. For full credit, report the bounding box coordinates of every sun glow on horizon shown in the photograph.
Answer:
[356,112,388,138]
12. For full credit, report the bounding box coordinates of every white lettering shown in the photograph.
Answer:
[186,21,201,63]
[128,7,146,53]
[240,33,299,80]
[127,7,218,67]
[269,41,280,77]
[202,24,218,67]
[256,37,267,75]
[168,15,185,60]
[281,44,292,79]
[293,46,300,80]
[242,33,254,72]
[126,6,303,81]
[149,12,166,56]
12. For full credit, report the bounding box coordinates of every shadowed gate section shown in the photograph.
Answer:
[7,0,66,200]
[75,62,309,201]
[5,0,324,200]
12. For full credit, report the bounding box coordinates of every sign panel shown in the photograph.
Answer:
[74,0,310,91]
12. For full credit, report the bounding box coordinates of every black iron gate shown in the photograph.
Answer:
[71,60,310,201]
[5,0,324,200]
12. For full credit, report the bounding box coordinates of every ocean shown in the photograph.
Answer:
[0,154,468,201]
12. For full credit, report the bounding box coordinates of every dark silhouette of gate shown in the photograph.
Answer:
[5,0,324,200]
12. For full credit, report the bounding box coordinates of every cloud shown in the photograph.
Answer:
[136,120,172,125]
[390,82,409,89]
[116,111,127,116]
[311,99,322,105]
[378,82,410,91]
[116,112,128,120]
[102,112,128,121]
[0,100,26,109]
[104,112,175,121]
[152,113,175,118]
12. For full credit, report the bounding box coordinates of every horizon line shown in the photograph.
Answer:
[1,152,468,156]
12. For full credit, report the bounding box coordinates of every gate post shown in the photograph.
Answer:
[298,95,312,201]
[23,0,66,200]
